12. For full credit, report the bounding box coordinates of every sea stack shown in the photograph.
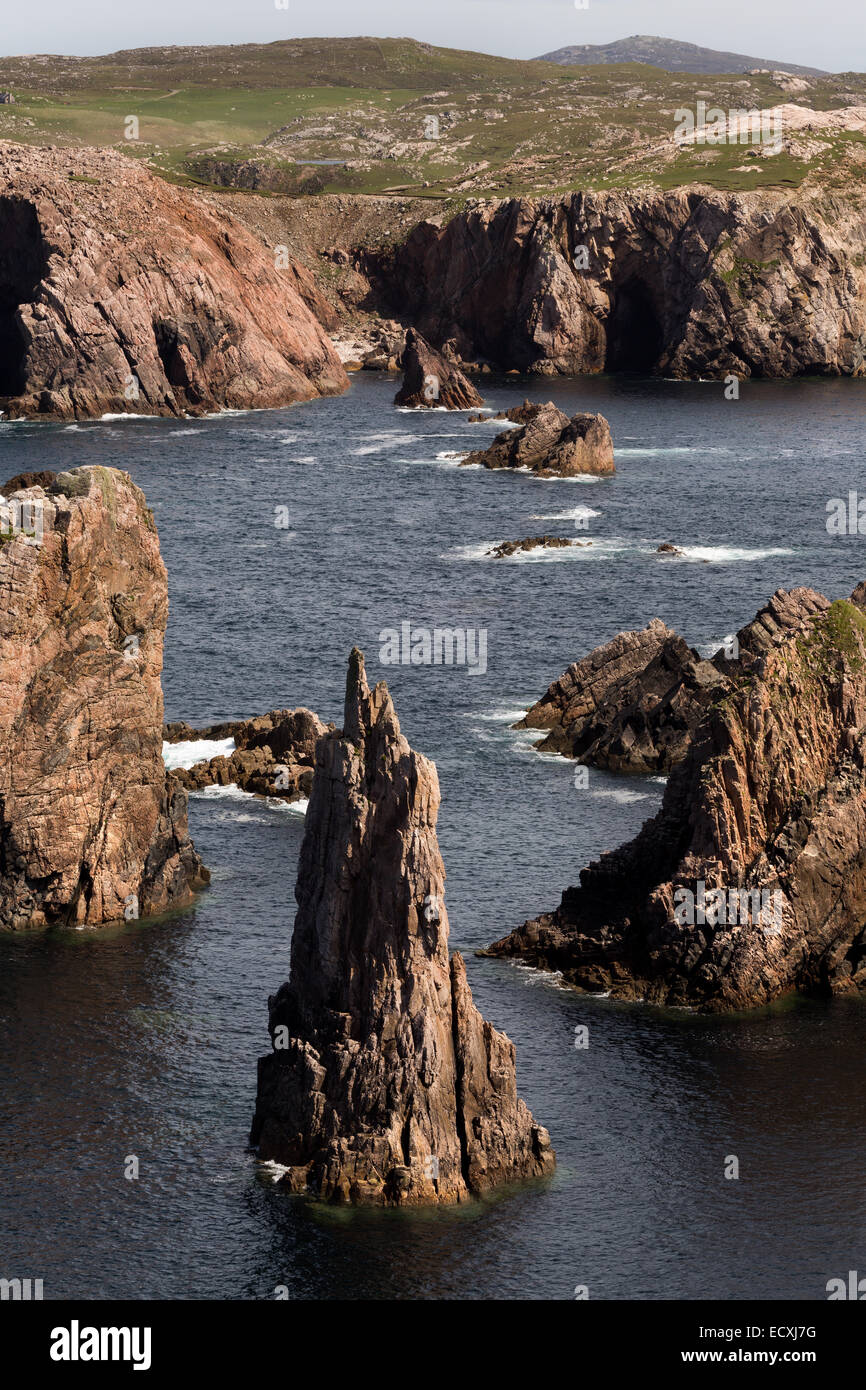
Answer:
[394,328,483,409]
[0,465,207,930]
[488,592,866,1013]
[250,649,554,1204]
[462,401,614,476]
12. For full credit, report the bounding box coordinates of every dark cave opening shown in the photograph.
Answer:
[604,277,664,373]
[0,197,46,397]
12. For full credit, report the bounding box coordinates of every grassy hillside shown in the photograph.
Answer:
[0,37,864,198]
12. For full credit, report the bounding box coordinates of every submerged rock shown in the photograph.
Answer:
[489,591,866,1012]
[394,327,483,409]
[488,535,581,559]
[166,708,330,802]
[0,466,208,930]
[250,649,554,1203]
[462,400,614,476]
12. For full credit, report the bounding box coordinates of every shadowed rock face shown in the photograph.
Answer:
[0,143,348,420]
[394,327,483,409]
[489,591,866,1013]
[381,191,866,377]
[518,619,725,773]
[462,400,614,476]
[519,588,832,775]
[0,465,207,930]
[250,649,554,1204]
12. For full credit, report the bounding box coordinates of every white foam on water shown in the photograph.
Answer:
[589,786,655,804]
[679,545,795,564]
[99,412,159,422]
[435,450,468,462]
[194,783,308,815]
[162,737,235,770]
[529,505,601,522]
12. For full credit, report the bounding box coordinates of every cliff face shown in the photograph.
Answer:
[251,650,554,1204]
[0,143,348,420]
[0,466,207,929]
[489,591,866,1012]
[379,189,866,377]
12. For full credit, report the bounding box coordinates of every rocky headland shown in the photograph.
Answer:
[489,587,866,1012]
[0,465,207,930]
[462,400,615,476]
[0,143,348,420]
[164,708,330,803]
[250,649,554,1204]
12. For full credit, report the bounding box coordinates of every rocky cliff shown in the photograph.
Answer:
[250,649,554,1203]
[375,189,866,377]
[0,143,348,420]
[488,589,866,1012]
[0,465,207,929]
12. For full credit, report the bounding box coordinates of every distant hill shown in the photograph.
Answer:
[536,35,828,77]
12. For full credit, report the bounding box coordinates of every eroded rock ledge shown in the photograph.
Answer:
[0,465,207,930]
[250,649,554,1204]
[0,143,348,420]
[518,587,830,774]
[488,589,866,1012]
[164,708,330,802]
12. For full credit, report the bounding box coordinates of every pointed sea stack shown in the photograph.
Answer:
[250,649,554,1204]
[394,328,483,410]
[0,465,207,929]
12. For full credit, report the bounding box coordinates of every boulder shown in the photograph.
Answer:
[462,400,614,476]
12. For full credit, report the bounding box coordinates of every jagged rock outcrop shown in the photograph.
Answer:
[165,708,329,802]
[488,590,866,1012]
[394,327,483,409]
[0,465,207,930]
[462,400,614,476]
[519,588,831,774]
[0,143,348,419]
[250,649,554,1203]
[517,619,725,772]
[379,190,866,377]
[488,535,583,559]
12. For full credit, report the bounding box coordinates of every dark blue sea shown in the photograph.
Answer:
[1,371,864,1299]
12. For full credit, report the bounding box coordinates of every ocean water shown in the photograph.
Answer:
[1,371,864,1300]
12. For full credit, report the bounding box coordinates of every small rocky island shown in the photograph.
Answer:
[250,649,554,1204]
[164,708,330,803]
[394,327,483,409]
[0,466,207,930]
[462,400,614,476]
[489,588,866,1012]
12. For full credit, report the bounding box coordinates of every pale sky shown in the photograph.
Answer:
[3,0,861,75]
